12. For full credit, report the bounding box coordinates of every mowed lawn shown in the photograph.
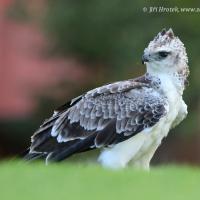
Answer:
[0,161,200,200]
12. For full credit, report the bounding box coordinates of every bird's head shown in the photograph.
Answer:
[142,28,189,80]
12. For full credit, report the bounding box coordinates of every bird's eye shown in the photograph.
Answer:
[158,51,170,58]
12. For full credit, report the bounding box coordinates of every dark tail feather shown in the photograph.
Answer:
[20,148,31,158]
[24,151,46,161]
[46,134,96,162]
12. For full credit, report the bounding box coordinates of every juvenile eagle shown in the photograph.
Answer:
[26,28,189,169]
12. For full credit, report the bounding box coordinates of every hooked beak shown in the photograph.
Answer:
[142,54,150,64]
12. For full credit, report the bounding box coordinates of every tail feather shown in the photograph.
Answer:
[46,134,96,162]
[24,152,46,161]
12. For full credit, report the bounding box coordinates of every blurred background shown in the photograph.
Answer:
[0,0,200,165]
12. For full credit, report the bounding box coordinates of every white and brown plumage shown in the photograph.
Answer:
[26,28,189,169]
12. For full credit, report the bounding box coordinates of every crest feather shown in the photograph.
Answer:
[161,28,166,36]
[145,28,188,64]
[166,28,174,38]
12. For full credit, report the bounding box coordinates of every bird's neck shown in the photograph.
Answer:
[145,70,186,96]
[146,63,189,95]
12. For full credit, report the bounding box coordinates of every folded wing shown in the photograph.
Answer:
[27,76,168,162]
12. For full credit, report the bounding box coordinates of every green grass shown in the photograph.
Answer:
[0,161,200,200]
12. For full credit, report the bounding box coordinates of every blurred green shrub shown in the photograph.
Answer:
[44,0,154,69]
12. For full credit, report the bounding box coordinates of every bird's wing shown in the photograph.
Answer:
[29,76,168,162]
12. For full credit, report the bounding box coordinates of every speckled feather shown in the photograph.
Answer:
[29,74,168,161]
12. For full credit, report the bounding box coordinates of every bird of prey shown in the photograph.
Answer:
[25,28,189,169]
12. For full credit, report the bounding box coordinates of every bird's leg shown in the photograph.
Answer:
[130,139,162,170]
[98,133,147,169]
